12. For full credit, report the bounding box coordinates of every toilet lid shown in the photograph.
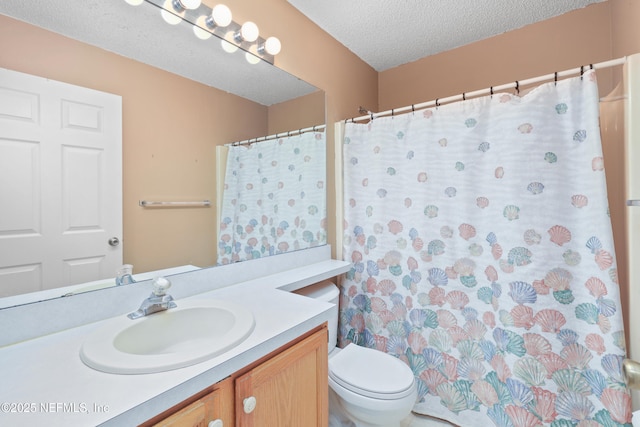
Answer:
[329,344,415,399]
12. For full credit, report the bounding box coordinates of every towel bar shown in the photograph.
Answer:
[139,200,211,207]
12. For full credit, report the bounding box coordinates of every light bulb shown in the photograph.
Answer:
[161,9,182,25]
[263,37,281,55]
[193,16,212,39]
[221,39,238,53]
[124,0,144,5]
[239,21,259,42]
[245,52,260,65]
[176,0,201,9]
[210,4,232,27]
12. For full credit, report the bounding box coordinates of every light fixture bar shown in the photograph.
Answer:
[142,0,278,64]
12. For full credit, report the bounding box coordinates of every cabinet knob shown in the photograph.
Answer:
[243,396,257,414]
[208,420,223,427]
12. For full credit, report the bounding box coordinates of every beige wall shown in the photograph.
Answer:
[612,0,640,59]
[268,90,326,135]
[0,14,268,272]
[2,0,639,314]
[217,0,379,122]
[0,0,371,278]
[374,0,640,343]
[237,1,640,274]
[252,0,639,341]
[218,0,379,255]
[379,2,615,110]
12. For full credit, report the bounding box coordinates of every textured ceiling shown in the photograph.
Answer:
[287,0,606,71]
[0,0,317,106]
[1,0,606,103]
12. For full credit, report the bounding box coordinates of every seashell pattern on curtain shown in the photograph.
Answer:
[340,70,631,426]
[217,132,326,264]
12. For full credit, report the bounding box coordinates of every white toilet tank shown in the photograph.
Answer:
[294,280,339,353]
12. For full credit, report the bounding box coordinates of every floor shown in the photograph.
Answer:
[402,412,456,427]
[329,388,457,427]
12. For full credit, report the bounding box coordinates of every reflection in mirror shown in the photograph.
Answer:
[217,131,327,264]
[0,0,325,308]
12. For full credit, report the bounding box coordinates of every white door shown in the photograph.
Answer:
[0,68,122,298]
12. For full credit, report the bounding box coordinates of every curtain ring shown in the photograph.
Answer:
[411,104,415,113]
[391,108,395,117]
[580,65,585,80]
[585,64,594,80]
[462,92,466,101]
[490,86,494,97]
[370,112,374,121]
[554,72,558,86]
[515,81,520,94]
[435,98,440,107]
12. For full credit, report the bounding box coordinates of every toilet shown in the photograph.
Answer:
[295,281,417,427]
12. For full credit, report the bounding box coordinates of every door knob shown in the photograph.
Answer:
[108,237,120,247]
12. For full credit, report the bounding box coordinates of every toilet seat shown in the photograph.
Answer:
[329,344,415,400]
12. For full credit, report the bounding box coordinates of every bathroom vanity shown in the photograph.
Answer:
[147,326,327,426]
[0,247,348,426]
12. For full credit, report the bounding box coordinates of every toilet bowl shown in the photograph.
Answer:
[328,344,417,427]
[295,281,417,427]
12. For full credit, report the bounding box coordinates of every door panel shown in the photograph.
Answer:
[0,68,122,298]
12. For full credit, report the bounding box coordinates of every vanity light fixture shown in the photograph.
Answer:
[234,21,259,43]
[193,16,212,39]
[174,0,201,10]
[245,51,261,65]
[160,9,182,25]
[221,39,239,53]
[259,36,282,56]
[160,0,183,25]
[131,0,282,65]
[207,4,233,28]
[193,4,231,40]
[161,0,201,25]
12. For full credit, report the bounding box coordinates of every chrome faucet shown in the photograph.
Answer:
[115,264,136,286]
[127,277,177,319]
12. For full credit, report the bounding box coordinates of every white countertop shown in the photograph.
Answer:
[0,257,350,426]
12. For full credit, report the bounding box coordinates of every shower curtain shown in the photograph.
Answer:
[340,70,631,426]
[217,131,326,265]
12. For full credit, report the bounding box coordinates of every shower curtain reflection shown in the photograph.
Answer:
[217,132,327,265]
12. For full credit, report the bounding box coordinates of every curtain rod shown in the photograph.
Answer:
[348,56,627,123]
[228,123,326,146]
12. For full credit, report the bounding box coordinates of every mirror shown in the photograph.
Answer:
[0,0,326,308]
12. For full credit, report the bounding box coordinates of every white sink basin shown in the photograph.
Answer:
[80,299,255,374]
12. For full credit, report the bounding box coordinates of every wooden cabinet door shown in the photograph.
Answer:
[153,399,208,427]
[235,327,328,427]
[152,377,233,427]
